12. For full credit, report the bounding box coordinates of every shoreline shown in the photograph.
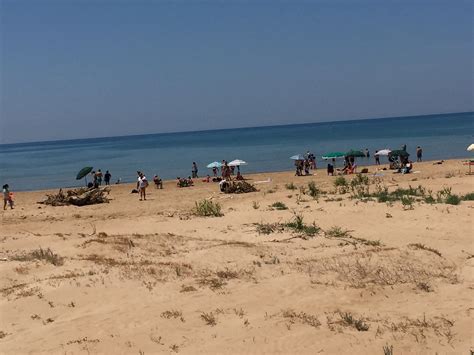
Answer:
[11,157,471,196]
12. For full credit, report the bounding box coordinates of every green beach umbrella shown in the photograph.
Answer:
[345,150,365,157]
[322,152,345,160]
[76,166,93,185]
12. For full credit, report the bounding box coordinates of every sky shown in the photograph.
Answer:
[1,0,472,144]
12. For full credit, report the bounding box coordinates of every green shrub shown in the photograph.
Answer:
[462,192,474,201]
[285,213,320,237]
[350,174,370,198]
[445,194,461,205]
[194,200,223,217]
[401,195,415,210]
[270,202,288,210]
[307,181,322,199]
[285,182,297,190]
[334,176,349,194]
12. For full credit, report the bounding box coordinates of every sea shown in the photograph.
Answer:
[1,112,473,191]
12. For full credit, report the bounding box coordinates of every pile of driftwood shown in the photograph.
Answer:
[222,181,257,194]
[39,187,110,206]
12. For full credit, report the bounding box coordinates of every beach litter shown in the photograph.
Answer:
[38,187,110,206]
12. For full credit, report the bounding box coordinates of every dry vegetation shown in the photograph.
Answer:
[1,160,472,354]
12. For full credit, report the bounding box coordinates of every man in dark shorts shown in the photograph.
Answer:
[416,146,423,162]
[104,170,111,185]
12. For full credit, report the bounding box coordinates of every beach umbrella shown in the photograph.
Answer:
[374,149,391,156]
[322,152,345,160]
[345,150,365,157]
[76,166,93,185]
[467,144,474,151]
[206,161,222,169]
[228,159,248,167]
[290,154,305,160]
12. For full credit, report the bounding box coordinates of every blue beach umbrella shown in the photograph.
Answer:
[206,161,222,169]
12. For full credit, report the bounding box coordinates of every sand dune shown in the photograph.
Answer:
[1,159,473,354]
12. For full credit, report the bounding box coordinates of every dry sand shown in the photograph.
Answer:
[1,159,473,354]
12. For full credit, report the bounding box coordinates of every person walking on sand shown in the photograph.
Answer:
[104,170,111,185]
[192,162,198,178]
[375,151,380,165]
[136,171,148,201]
[3,184,14,210]
[416,146,423,162]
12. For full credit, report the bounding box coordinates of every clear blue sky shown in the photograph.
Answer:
[1,0,472,144]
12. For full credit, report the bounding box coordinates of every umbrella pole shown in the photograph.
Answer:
[85,176,88,186]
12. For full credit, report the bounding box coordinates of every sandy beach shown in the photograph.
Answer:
[1,159,473,354]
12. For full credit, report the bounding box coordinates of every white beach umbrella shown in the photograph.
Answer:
[228,159,248,167]
[375,149,391,156]
[374,149,391,156]
[467,144,474,152]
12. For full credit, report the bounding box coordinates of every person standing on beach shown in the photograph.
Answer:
[96,170,103,186]
[365,148,370,158]
[375,151,380,165]
[3,184,14,210]
[136,171,148,201]
[416,146,423,162]
[104,170,111,185]
[192,162,198,178]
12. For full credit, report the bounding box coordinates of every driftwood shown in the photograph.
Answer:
[39,187,110,206]
[223,181,257,194]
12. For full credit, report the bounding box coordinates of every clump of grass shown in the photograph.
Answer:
[194,200,223,217]
[325,226,381,247]
[436,187,460,205]
[285,213,320,237]
[282,309,321,328]
[252,201,260,209]
[416,282,433,292]
[285,182,297,190]
[180,285,197,293]
[12,248,64,266]
[161,310,184,322]
[325,226,351,238]
[197,277,226,290]
[339,312,369,331]
[307,181,323,199]
[216,268,239,279]
[401,195,415,210]
[350,174,370,198]
[334,176,349,194]
[462,192,474,201]
[201,312,217,326]
[408,243,442,257]
[270,201,288,210]
[254,222,282,235]
[383,344,394,355]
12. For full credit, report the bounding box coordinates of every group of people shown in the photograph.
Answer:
[326,156,357,176]
[295,151,317,176]
[90,169,112,187]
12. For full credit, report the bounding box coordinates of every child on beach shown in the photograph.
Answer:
[3,184,14,210]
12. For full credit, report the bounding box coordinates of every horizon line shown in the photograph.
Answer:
[1,110,472,146]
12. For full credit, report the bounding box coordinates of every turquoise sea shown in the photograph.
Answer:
[1,112,473,191]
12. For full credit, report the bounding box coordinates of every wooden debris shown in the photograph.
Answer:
[223,181,257,194]
[39,187,110,206]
